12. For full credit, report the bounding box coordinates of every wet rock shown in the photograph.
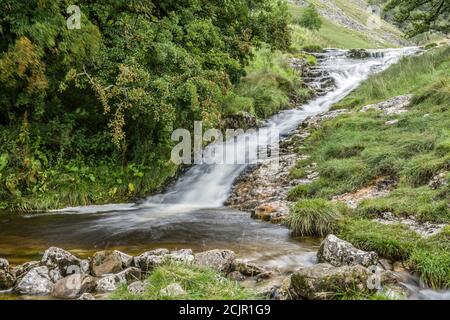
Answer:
[166,249,194,265]
[160,283,186,298]
[49,268,63,283]
[10,261,39,279]
[91,250,126,277]
[15,266,54,295]
[41,247,81,277]
[228,271,246,282]
[194,249,236,273]
[392,261,407,273]
[133,249,170,272]
[0,258,9,271]
[52,274,97,299]
[80,259,90,274]
[0,269,15,290]
[348,49,370,59]
[317,235,378,267]
[290,263,371,300]
[78,293,95,300]
[231,259,266,277]
[96,267,141,293]
[378,259,393,271]
[128,281,146,295]
[115,251,134,268]
[360,94,413,115]
[272,276,294,300]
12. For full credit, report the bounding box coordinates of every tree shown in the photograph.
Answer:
[385,0,450,37]
[299,4,322,31]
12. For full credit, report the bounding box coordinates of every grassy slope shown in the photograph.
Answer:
[289,0,405,49]
[286,47,450,289]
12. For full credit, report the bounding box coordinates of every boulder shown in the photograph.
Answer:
[96,267,141,293]
[347,49,370,59]
[114,251,133,268]
[90,250,125,277]
[0,269,15,290]
[166,249,194,265]
[0,258,9,271]
[160,283,186,298]
[77,293,95,300]
[317,235,378,267]
[10,261,39,279]
[41,247,81,277]
[52,274,97,299]
[133,249,170,271]
[128,281,146,295]
[231,259,266,277]
[290,263,371,300]
[48,268,63,283]
[194,249,236,273]
[15,266,54,295]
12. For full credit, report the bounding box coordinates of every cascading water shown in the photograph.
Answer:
[137,47,420,210]
[3,47,447,300]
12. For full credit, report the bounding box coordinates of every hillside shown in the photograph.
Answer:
[289,0,409,49]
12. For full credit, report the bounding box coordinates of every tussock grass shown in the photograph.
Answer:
[110,263,258,300]
[285,199,342,236]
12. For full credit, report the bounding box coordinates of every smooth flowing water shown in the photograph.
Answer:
[2,48,446,300]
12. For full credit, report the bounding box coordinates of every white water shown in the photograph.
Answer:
[19,47,450,300]
[57,47,420,215]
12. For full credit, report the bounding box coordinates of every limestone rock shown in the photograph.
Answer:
[317,235,378,267]
[0,258,9,271]
[41,247,81,277]
[133,249,170,271]
[231,259,266,277]
[0,269,15,290]
[10,261,39,279]
[90,250,125,277]
[160,283,186,298]
[96,267,141,293]
[77,293,95,300]
[348,49,370,59]
[52,274,97,299]
[128,281,146,295]
[194,249,236,273]
[227,271,246,281]
[360,94,413,115]
[290,263,371,300]
[15,266,54,295]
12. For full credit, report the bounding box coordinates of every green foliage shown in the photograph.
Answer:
[409,247,450,289]
[297,4,322,31]
[0,0,291,210]
[285,199,342,236]
[385,0,449,37]
[110,263,258,300]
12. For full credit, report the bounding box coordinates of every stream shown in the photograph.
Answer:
[1,47,447,300]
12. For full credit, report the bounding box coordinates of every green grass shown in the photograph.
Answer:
[110,263,259,300]
[285,199,342,236]
[333,46,450,108]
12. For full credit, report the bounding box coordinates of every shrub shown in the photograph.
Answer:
[285,199,341,236]
[298,5,322,31]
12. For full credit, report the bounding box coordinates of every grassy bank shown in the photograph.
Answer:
[286,46,450,289]
[110,263,258,300]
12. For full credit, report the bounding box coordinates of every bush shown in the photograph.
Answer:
[110,263,258,300]
[285,199,342,236]
[298,5,322,31]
